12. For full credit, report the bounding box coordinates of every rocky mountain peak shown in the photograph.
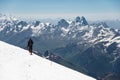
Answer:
[57,19,69,28]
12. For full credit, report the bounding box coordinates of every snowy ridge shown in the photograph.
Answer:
[0,14,120,43]
[0,41,96,80]
[0,14,120,60]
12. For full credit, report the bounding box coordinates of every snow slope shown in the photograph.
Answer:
[0,41,96,80]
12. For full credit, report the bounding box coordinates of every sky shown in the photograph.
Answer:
[0,0,120,20]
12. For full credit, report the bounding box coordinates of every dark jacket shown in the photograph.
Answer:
[28,38,33,48]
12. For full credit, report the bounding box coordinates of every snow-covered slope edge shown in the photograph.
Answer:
[0,41,96,80]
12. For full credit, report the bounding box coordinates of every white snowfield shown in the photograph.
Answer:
[0,41,96,80]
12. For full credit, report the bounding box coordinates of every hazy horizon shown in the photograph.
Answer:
[0,0,120,20]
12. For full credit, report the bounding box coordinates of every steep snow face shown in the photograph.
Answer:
[0,41,96,80]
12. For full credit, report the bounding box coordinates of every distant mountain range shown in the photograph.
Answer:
[0,14,120,79]
[89,20,120,29]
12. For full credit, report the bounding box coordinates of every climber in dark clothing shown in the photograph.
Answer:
[28,38,33,55]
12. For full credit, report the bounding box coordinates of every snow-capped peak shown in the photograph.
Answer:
[57,19,69,28]
[0,14,17,21]
[75,16,81,23]
[75,16,88,26]
[80,16,88,26]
